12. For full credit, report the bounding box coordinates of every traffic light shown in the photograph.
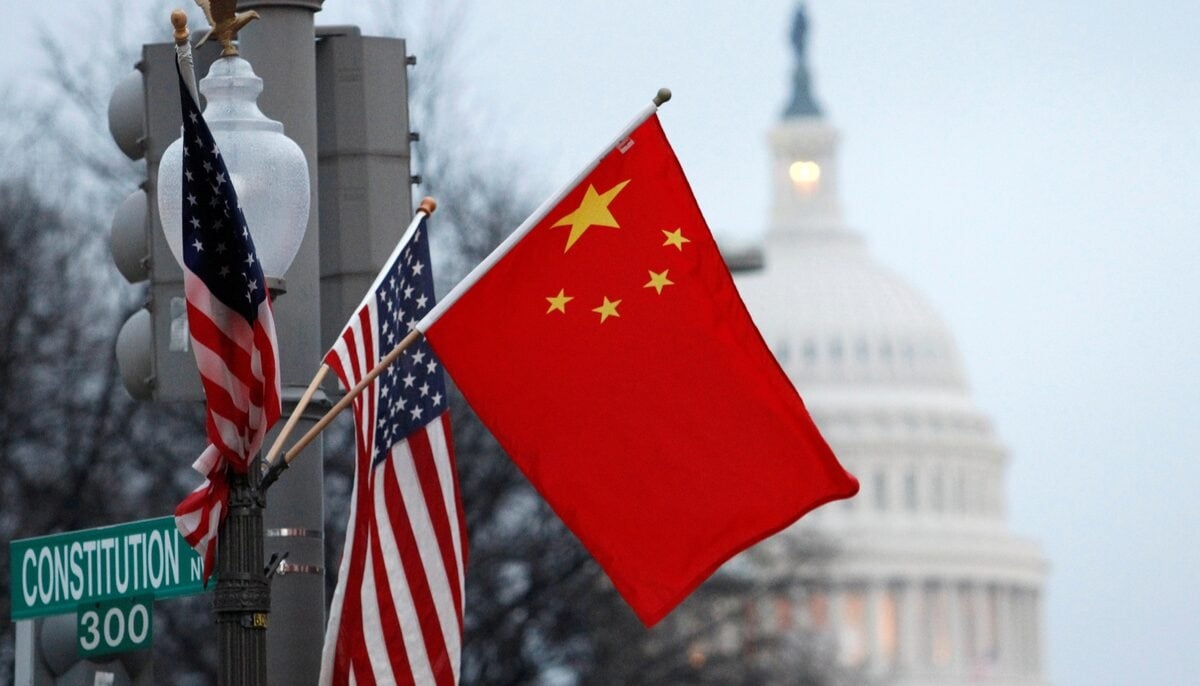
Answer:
[14,614,152,686]
[314,27,416,348]
[108,41,219,402]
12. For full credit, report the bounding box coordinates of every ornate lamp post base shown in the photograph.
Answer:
[214,469,270,686]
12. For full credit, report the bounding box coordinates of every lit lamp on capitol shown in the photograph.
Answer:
[788,159,821,194]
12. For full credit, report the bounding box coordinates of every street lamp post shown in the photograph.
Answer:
[158,47,311,686]
[214,469,269,685]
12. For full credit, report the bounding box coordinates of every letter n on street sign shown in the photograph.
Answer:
[77,596,154,658]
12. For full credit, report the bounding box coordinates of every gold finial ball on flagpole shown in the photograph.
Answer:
[419,197,438,215]
[171,9,191,45]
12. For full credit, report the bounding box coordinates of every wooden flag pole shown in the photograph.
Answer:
[262,364,329,466]
[171,10,200,103]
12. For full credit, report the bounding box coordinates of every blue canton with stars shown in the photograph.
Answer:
[372,216,447,466]
[177,65,267,323]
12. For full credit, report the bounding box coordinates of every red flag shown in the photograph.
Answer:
[420,112,857,626]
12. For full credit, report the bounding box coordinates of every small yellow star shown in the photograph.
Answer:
[644,269,674,294]
[592,296,622,323]
[550,180,631,252]
[662,228,691,251]
[545,288,573,314]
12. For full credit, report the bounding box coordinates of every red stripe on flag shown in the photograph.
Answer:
[331,463,375,686]
[254,302,280,424]
[443,415,469,578]
[198,379,253,434]
[186,301,261,387]
[368,464,416,685]
[406,424,465,630]
[201,415,238,469]
[381,449,455,686]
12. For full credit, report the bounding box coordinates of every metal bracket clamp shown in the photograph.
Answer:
[281,385,333,415]
[264,527,323,540]
[264,529,323,575]
[264,551,290,579]
[276,561,323,576]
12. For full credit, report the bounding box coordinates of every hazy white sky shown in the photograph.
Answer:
[3,2,1198,684]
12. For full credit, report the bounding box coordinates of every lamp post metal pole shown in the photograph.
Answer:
[214,467,270,686]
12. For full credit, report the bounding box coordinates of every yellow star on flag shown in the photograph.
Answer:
[661,228,691,251]
[644,269,674,294]
[592,296,622,323]
[546,288,574,314]
[550,180,631,252]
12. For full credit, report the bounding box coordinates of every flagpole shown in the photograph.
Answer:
[171,10,200,103]
[417,88,671,333]
[261,364,328,466]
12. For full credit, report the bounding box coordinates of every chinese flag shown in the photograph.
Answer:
[423,113,858,626]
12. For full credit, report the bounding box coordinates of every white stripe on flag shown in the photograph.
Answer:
[209,410,253,460]
[192,444,223,476]
[358,548,399,686]
[427,419,466,601]
[319,480,360,686]
[184,275,262,348]
[190,337,255,412]
[327,342,364,450]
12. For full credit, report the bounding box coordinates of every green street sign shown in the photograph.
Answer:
[9,516,206,620]
[77,596,153,658]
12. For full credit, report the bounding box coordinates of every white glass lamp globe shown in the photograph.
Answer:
[158,56,310,281]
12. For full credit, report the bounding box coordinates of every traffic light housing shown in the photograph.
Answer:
[108,41,220,402]
[14,614,152,686]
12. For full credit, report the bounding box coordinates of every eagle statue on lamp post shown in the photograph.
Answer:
[194,0,259,57]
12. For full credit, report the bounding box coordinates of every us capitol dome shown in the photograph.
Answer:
[720,6,1049,684]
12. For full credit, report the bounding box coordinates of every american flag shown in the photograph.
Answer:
[320,212,467,686]
[170,64,281,583]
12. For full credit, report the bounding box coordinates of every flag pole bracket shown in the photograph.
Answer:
[266,276,287,298]
[260,459,288,492]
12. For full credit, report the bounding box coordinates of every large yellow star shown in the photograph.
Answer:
[545,288,573,314]
[592,296,622,323]
[644,269,674,294]
[550,180,631,252]
[661,228,691,251]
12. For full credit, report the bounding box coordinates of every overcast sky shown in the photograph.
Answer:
[3,2,1198,684]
